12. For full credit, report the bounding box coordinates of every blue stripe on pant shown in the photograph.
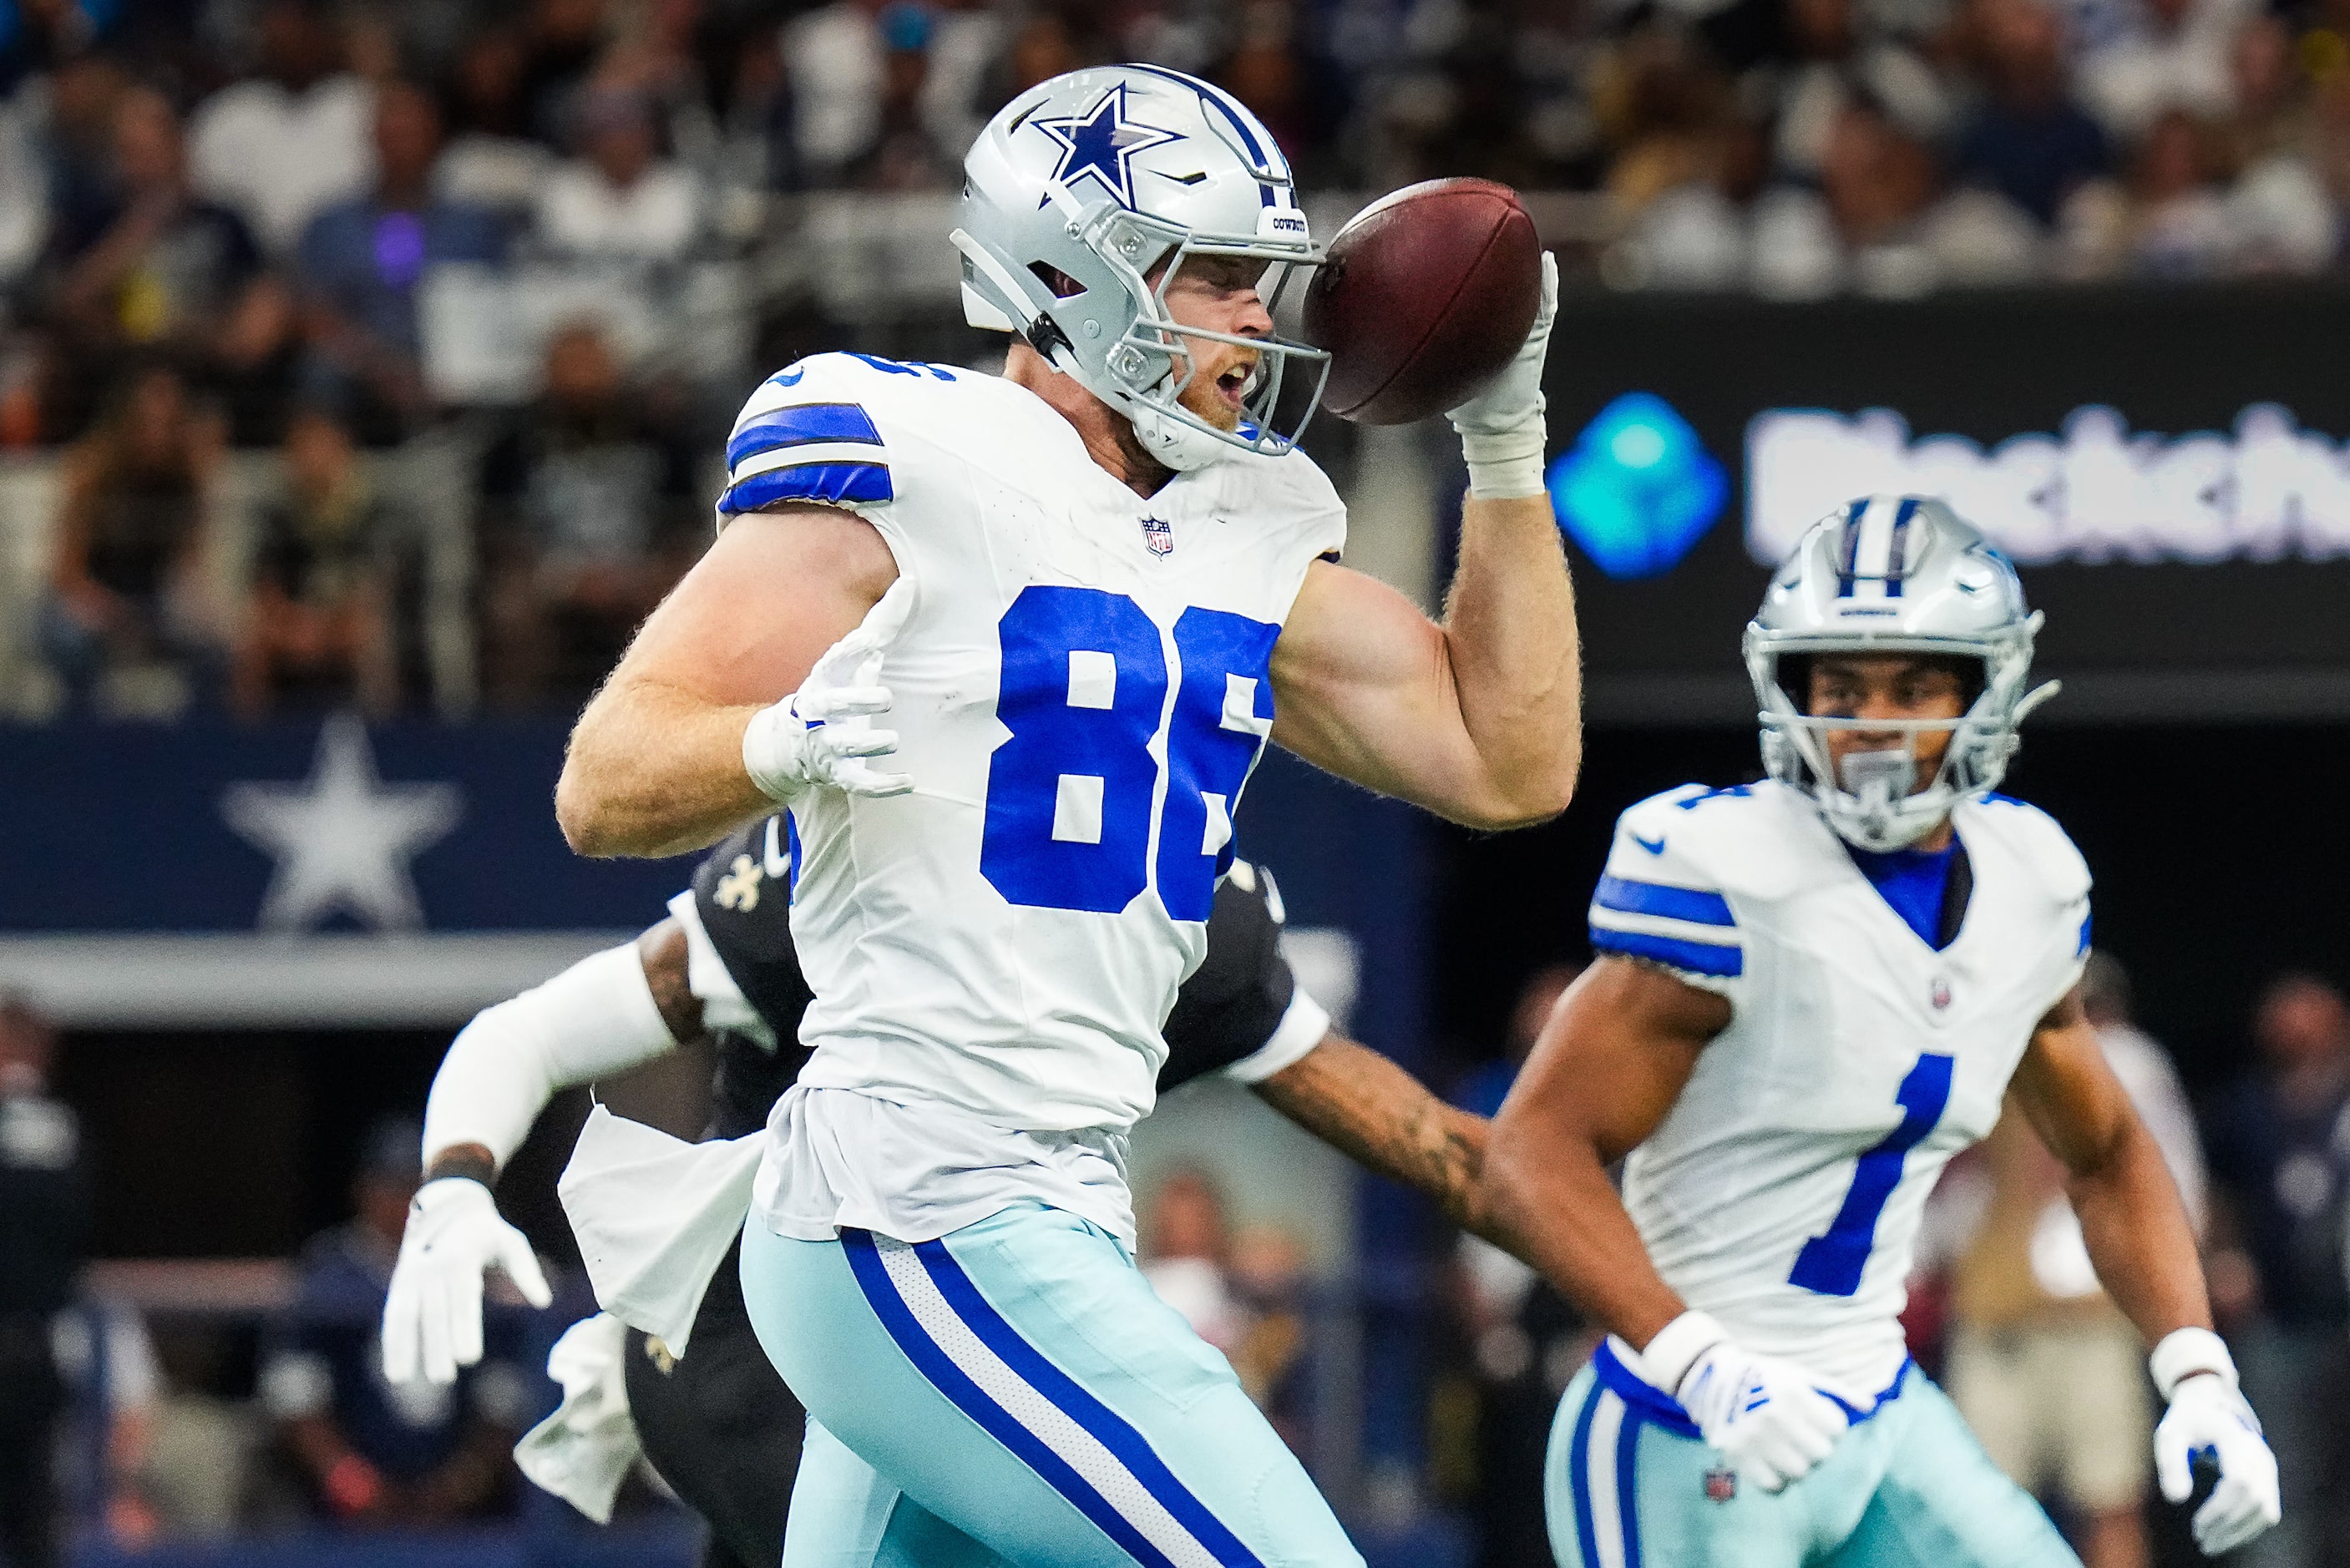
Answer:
[741,1203,1362,1568]
[1546,1358,2082,1568]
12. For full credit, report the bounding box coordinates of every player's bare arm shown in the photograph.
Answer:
[1480,955,1725,1345]
[2012,987,2281,1551]
[556,505,899,858]
[1250,1033,1493,1237]
[2007,986,2211,1342]
[1270,263,1580,831]
[1271,521,1579,829]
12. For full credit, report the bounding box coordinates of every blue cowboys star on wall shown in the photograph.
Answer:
[1032,84,1181,209]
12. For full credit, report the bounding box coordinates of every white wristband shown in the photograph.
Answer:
[1460,424,1549,501]
[742,702,804,802]
[1638,1309,1728,1395]
[2150,1326,2239,1400]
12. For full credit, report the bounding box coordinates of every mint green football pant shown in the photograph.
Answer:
[1546,1352,2084,1568]
[739,1201,1362,1568]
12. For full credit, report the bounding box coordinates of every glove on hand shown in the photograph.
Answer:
[743,582,914,802]
[382,1176,553,1386]
[2152,1328,2281,1557]
[1645,1310,1850,1494]
[1445,250,1560,499]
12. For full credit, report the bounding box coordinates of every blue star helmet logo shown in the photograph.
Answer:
[1031,83,1182,210]
[1547,393,1730,579]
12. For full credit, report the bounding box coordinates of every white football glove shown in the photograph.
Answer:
[382,1177,553,1386]
[2151,1328,2281,1557]
[1444,250,1559,499]
[1645,1310,1851,1493]
[742,582,915,802]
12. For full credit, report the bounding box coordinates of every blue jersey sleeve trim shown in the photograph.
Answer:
[1594,874,1735,928]
[2078,908,2092,955]
[1590,925,1744,977]
[719,461,894,513]
[727,402,884,469]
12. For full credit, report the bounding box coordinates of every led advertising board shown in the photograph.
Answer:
[1536,285,2350,723]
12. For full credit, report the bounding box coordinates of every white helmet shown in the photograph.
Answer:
[953,64,1329,471]
[1744,496,2062,852]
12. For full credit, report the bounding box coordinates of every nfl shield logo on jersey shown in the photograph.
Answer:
[1704,1466,1738,1503]
[1142,516,1174,556]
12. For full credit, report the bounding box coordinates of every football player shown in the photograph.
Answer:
[550,63,1577,1568]
[382,818,1485,1568]
[1481,498,2281,1565]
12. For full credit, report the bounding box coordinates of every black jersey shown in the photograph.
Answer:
[688,815,1309,1140]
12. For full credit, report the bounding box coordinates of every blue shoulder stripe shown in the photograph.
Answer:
[1594,874,1735,928]
[719,461,892,513]
[727,402,883,470]
[1591,925,1744,978]
[2078,908,2092,955]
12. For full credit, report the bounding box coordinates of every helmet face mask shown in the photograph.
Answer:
[1745,497,2060,852]
[955,67,1330,470]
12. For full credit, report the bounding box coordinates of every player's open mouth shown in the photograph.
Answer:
[1214,364,1255,408]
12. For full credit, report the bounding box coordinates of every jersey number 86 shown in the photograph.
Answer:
[981,585,1277,922]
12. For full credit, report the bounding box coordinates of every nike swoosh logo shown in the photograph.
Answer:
[1632,833,1667,855]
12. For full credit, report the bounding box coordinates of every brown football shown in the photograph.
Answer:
[1303,178,1543,426]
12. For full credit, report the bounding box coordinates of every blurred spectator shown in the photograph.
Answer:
[476,321,699,705]
[0,83,49,297]
[531,87,701,263]
[259,1120,534,1528]
[1943,952,2204,1568]
[48,86,295,443]
[296,80,505,440]
[39,362,226,717]
[0,992,85,1568]
[1590,26,1743,217]
[2076,0,2250,140]
[1701,0,1952,178]
[188,0,374,258]
[1954,0,2113,225]
[2120,108,2234,273]
[435,27,557,216]
[1142,1166,1243,1352]
[788,0,1000,190]
[1139,1168,1316,1446]
[1220,1,1317,164]
[231,407,401,717]
[2205,972,2350,1568]
[514,0,611,147]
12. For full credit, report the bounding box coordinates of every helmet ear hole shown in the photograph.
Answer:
[1030,263,1085,299]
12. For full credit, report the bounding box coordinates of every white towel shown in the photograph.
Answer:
[512,1313,639,1523]
[558,1103,763,1355]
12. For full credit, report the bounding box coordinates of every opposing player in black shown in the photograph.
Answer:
[382,815,1486,1568]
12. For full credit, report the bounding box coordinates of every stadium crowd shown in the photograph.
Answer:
[1,0,2349,720]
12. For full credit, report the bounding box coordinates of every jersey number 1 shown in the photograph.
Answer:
[1789,1052,1955,1297]
[980,585,1278,921]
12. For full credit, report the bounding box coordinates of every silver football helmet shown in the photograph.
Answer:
[954,64,1329,471]
[1744,496,2061,852]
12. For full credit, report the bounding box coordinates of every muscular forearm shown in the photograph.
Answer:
[1252,1038,1492,1237]
[557,676,772,857]
[2073,1120,2213,1344]
[1482,1130,1684,1350]
[1440,493,1581,824]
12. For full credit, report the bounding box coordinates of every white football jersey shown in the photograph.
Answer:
[1588,779,2092,1397]
[722,352,1345,1136]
